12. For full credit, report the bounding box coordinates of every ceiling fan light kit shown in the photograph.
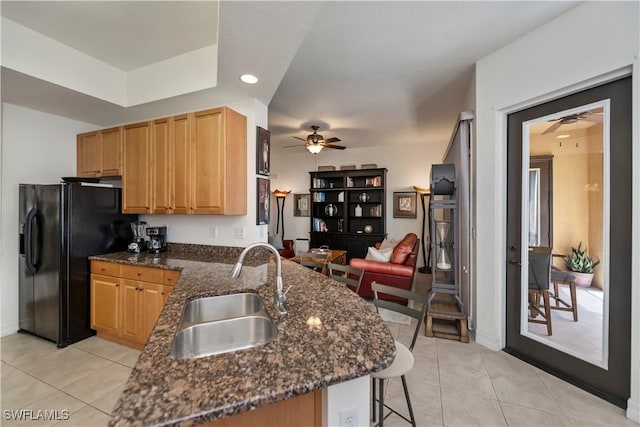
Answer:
[306,144,323,154]
[289,125,347,153]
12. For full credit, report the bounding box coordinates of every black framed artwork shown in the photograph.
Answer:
[256,126,270,176]
[393,191,417,218]
[293,193,310,217]
[256,177,270,225]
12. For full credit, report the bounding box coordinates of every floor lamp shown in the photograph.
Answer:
[272,189,291,239]
[413,185,431,274]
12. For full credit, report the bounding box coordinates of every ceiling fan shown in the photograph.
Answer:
[541,109,603,135]
[286,125,346,153]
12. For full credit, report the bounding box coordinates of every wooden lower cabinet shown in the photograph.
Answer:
[90,274,120,336]
[201,390,322,427]
[90,261,179,348]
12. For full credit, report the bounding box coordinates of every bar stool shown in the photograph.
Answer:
[370,281,428,427]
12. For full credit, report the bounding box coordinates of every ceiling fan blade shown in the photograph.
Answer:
[323,137,341,143]
[283,144,306,149]
[322,143,346,150]
[541,121,563,135]
[583,115,603,123]
[293,136,307,141]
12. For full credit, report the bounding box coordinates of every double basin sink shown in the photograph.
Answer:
[171,293,277,360]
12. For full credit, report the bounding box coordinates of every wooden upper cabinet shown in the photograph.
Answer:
[123,122,151,213]
[101,127,122,176]
[80,106,246,215]
[151,118,171,214]
[77,128,122,177]
[191,107,247,215]
[172,114,191,214]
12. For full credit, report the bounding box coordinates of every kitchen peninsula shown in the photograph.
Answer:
[93,244,396,427]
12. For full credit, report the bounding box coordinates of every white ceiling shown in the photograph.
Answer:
[1,1,219,71]
[1,1,581,150]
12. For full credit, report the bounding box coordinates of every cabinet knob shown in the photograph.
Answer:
[101,268,106,272]
[116,284,120,287]
[137,273,142,276]
[94,170,100,173]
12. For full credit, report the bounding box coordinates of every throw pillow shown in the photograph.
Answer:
[378,238,398,252]
[268,234,284,250]
[365,246,393,262]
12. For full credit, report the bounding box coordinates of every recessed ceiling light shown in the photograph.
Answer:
[556,134,571,139]
[240,74,258,84]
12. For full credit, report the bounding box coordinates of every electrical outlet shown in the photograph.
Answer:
[209,226,217,238]
[234,227,246,239]
[339,407,358,427]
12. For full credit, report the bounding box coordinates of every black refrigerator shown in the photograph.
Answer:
[19,182,136,347]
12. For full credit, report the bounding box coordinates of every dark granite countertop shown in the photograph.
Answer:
[96,244,396,427]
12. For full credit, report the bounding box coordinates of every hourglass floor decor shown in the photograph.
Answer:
[426,164,468,342]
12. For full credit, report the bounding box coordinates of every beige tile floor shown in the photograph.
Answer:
[2,328,636,427]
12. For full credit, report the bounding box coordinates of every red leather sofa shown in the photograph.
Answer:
[349,233,419,300]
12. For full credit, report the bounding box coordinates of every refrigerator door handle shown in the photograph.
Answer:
[24,208,38,274]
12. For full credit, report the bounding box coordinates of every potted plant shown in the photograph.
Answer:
[564,242,600,287]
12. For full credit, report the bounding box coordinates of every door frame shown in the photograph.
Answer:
[505,78,631,406]
[491,67,634,350]
[473,66,639,417]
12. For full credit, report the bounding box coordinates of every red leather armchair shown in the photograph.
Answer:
[349,233,420,300]
[278,240,295,259]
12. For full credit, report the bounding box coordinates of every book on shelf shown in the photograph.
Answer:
[365,176,382,187]
[369,204,382,217]
[313,192,325,202]
[312,218,328,232]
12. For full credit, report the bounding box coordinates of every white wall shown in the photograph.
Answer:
[141,98,269,247]
[0,104,96,336]
[474,1,639,421]
[270,140,447,266]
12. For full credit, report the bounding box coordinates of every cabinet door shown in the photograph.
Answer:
[90,274,120,336]
[122,122,151,213]
[151,118,171,214]
[120,279,143,342]
[172,114,191,214]
[101,127,122,176]
[141,282,165,343]
[191,109,224,214]
[77,132,101,177]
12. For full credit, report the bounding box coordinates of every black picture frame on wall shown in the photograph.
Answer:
[256,177,270,225]
[393,191,417,218]
[256,126,270,176]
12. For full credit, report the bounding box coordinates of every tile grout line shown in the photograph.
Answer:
[479,350,510,426]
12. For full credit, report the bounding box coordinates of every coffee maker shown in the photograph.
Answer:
[128,221,147,253]
[146,226,168,253]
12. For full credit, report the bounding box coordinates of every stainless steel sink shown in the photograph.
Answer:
[181,293,265,324]
[171,315,277,360]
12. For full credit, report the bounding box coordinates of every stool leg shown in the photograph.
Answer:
[401,375,416,427]
[543,290,552,336]
[378,378,385,427]
[570,282,578,321]
[372,377,377,423]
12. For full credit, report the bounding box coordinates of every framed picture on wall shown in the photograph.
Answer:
[393,191,417,218]
[293,193,310,217]
[256,126,270,176]
[256,178,270,225]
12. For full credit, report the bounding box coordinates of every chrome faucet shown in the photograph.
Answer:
[230,242,290,314]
